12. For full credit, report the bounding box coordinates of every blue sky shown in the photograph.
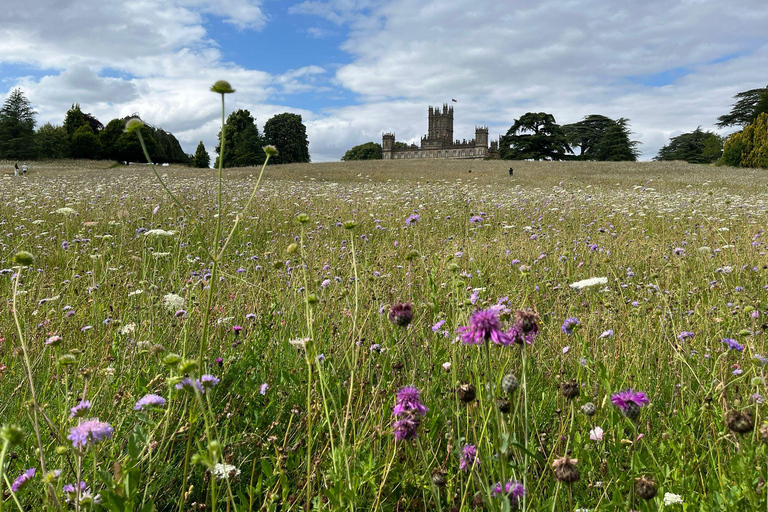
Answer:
[0,0,767,161]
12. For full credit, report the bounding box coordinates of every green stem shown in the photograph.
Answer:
[0,439,9,512]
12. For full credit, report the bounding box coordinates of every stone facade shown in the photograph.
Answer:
[383,104,498,160]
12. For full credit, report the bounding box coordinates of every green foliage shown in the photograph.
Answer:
[341,142,383,161]
[100,119,127,160]
[35,123,70,159]
[70,125,103,159]
[0,88,37,160]
[215,109,265,168]
[721,113,768,168]
[562,115,638,161]
[593,120,639,161]
[115,124,157,162]
[717,85,768,127]
[194,140,210,168]
[153,128,189,164]
[63,104,87,137]
[655,128,724,164]
[500,112,571,160]
[263,113,310,164]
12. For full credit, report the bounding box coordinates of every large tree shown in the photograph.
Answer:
[194,141,210,168]
[263,113,310,164]
[0,88,37,160]
[721,113,768,168]
[562,115,616,159]
[342,142,383,161]
[36,123,70,159]
[115,124,157,162]
[592,119,639,161]
[100,118,126,160]
[717,85,768,128]
[215,109,265,168]
[655,128,723,164]
[70,124,102,159]
[500,112,571,161]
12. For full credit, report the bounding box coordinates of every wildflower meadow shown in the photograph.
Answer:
[2,85,768,511]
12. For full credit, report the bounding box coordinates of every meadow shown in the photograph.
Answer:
[1,156,767,511]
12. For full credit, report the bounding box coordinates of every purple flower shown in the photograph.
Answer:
[458,308,511,345]
[721,338,744,352]
[11,468,35,493]
[67,418,114,448]
[469,215,483,224]
[45,335,63,346]
[70,400,91,418]
[392,386,429,417]
[389,303,413,327]
[175,377,204,393]
[432,320,446,332]
[598,329,613,339]
[405,213,420,226]
[611,389,649,414]
[245,313,256,320]
[175,309,187,318]
[561,317,581,335]
[232,325,243,335]
[200,374,220,389]
[260,383,269,395]
[393,411,421,441]
[678,331,695,342]
[134,394,166,410]
[491,480,526,505]
[459,444,479,472]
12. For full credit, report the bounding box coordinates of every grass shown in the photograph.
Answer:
[0,157,767,511]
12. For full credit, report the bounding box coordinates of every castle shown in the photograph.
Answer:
[382,104,498,160]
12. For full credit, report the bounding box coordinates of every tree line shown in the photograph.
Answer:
[0,89,311,168]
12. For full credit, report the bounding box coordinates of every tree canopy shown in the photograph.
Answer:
[0,88,37,160]
[716,85,768,128]
[263,113,310,164]
[655,128,723,164]
[721,113,768,169]
[215,109,265,168]
[342,142,383,161]
[194,141,210,168]
[500,112,571,161]
[35,123,70,159]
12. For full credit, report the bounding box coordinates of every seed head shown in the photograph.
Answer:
[124,117,145,133]
[552,456,580,484]
[0,425,23,445]
[457,383,476,403]
[725,410,754,434]
[296,214,310,224]
[581,402,596,416]
[263,145,278,157]
[13,251,34,266]
[431,468,447,487]
[343,220,357,230]
[497,398,511,414]
[210,80,235,94]
[501,374,519,394]
[561,379,580,400]
[389,303,413,327]
[635,476,657,500]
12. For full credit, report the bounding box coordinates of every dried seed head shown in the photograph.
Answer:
[497,398,511,414]
[561,379,580,400]
[501,374,519,394]
[725,410,754,434]
[431,468,447,487]
[635,476,657,500]
[581,402,596,416]
[389,303,413,327]
[552,456,580,484]
[457,383,476,403]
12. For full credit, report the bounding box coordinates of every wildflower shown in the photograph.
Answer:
[459,444,479,472]
[514,308,540,337]
[232,325,243,335]
[441,362,451,371]
[469,215,483,224]
[458,308,511,345]
[11,468,35,493]
[67,418,114,448]
[431,468,447,487]
[215,357,223,366]
[491,480,526,506]
[569,277,608,290]
[45,335,63,346]
[611,389,649,420]
[598,329,613,339]
[392,386,429,417]
[552,456,580,483]
[663,492,684,506]
[405,213,420,226]
[289,337,311,351]
[176,377,204,393]
[263,145,278,157]
[393,410,421,441]
[589,426,604,441]
[389,303,413,327]
[677,331,695,342]
[725,410,754,434]
[561,317,581,335]
[245,313,256,320]
[561,379,580,399]
[260,383,269,395]
[635,476,657,500]
[721,338,744,352]
[200,375,220,390]
[118,323,136,335]
[316,353,325,362]
[212,463,241,480]
[134,394,166,410]
[70,400,92,418]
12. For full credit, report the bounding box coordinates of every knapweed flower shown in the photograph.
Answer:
[70,400,91,418]
[393,410,421,441]
[134,394,166,410]
[459,444,479,472]
[561,317,581,335]
[11,468,35,493]
[458,308,511,345]
[721,338,744,352]
[491,480,525,506]
[611,389,649,420]
[552,456,580,483]
[392,386,429,417]
[232,325,243,335]
[389,303,413,327]
[67,418,114,448]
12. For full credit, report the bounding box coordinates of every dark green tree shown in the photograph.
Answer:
[654,128,723,163]
[717,85,768,127]
[263,113,310,164]
[500,112,571,160]
[70,125,102,159]
[592,119,639,161]
[154,128,189,163]
[0,88,37,160]
[562,115,616,159]
[194,141,210,168]
[215,109,265,168]
[100,119,126,160]
[721,113,768,168]
[35,123,70,159]
[341,142,383,161]
[63,104,87,137]
[115,124,157,162]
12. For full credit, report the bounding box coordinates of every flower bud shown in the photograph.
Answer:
[124,117,145,133]
[210,80,235,94]
[0,425,23,445]
[263,145,278,157]
[13,251,34,266]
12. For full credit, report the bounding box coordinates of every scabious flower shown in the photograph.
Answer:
[11,468,35,493]
[134,394,166,410]
[200,374,219,390]
[405,213,420,226]
[260,383,269,395]
[561,317,581,335]
[70,400,91,418]
[175,377,204,393]
[392,386,429,417]
[721,338,744,352]
[67,418,114,448]
[45,335,63,346]
[458,308,511,345]
[677,331,695,342]
[611,389,649,420]
[459,444,479,472]
[389,303,413,327]
[598,329,613,339]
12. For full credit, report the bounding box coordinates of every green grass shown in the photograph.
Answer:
[0,159,766,511]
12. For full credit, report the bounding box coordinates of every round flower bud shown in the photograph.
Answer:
[307,294,319,305]
[210,80,235,94]
[12,251,34,266]
[263,145,278,157]
[405,250,420,261]
[501,374,519,394]
[57,354,77,366]
[0,425,23,445]
[561,379,580,400]
[497,398,511,414]
[286,243,299,254]
[296,214,310,224]
[162,353,182,367]
[208,440,221,454]
[431,468,447,487]
[635,476,657,500]
[178,359,199,374]
[124,117,145,133]
[624,402,642,421]
[343,220,357,230]
[552,456,580,484]
[457,383,476,403]
[581,402,596,417]
[725,410,754,434]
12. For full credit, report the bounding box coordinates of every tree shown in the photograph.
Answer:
[115,124,157,162]
[154,128,188,163]
[500,112,571,160]
[194,141,210,168]
[263,113,310,164]
[717,85,768,128]
[70,125,102,159]
[341,142,383,161]
[562,115,616,159]
[36,123,70,159]
[215,109,265,168]
[592,119,639,161]
[655,128,723,163]
[721,113,768,168]
[100,119,126,160]
[63,104,87,137]
[0,88,37,160]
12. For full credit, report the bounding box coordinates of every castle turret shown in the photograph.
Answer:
[382,132,395,160]
[475,126,489,158]
[428,104,454,145]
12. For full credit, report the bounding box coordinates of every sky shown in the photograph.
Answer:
[1,0,766,162]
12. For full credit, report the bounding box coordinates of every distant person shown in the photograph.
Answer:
[22,163,28,175]
[14,163,19,176]
[508,167,513,176]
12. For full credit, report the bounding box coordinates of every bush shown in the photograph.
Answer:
[721,113,768,168]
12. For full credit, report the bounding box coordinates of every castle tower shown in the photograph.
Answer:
[382,132,395,159]
[428,104,453,144]
[475,126,489,158]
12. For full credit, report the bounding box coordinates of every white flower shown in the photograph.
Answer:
[162,293,185,312]
[54,207,78,215]
[589,426,604,441]
[152,252,171,258]
[128,289,144,297]
[144,229,177,237]
[118,323,136,335]
[289,337,311,350]
[212,463,240,480]
[663,492,683,506]
[569,277,608,290]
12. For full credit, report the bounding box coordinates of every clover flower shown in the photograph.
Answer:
[458,308,511,345]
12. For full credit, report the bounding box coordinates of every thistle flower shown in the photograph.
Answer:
[459,444,480,472]
[635,476,657,500]
[393,410,421,441]
[458,308,511,345]
[491,480,526,507]
[552,456,580,483]
[70,400,92,418]
[561,317,581,335]
[134,394,166,411]
[611,389,649,420]
[392,386,428,417]
[389,303,413,327]
[67,418,114,448]
[11,468,35,493]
